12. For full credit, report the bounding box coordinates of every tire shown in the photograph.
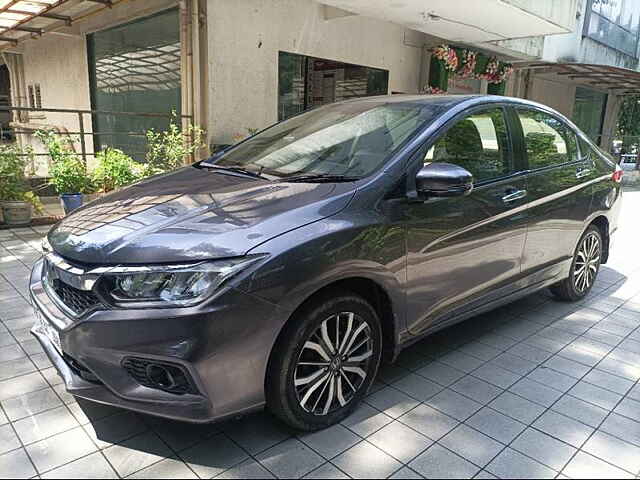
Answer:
[550,226,603,302]
[266,292,382,431]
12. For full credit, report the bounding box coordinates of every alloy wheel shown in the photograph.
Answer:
[574,232,601,293]
[294,312,373,416]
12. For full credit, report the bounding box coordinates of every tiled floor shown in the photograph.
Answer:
[1,193,640,479]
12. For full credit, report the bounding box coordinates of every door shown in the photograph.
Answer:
[514,108,591,279]
[406,106,529,336]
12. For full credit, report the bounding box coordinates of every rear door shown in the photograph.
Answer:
[406,105,529,336]
[514,107,591,280]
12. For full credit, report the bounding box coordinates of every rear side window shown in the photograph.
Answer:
[425,108,512,183]
[517,109,578,169]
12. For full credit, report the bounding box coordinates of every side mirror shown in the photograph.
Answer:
[415,162,474,198]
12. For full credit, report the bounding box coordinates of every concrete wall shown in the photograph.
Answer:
[206,0,428,144]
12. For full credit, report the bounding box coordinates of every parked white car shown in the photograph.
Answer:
[620,154,638,171]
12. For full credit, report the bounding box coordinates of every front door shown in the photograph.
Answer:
[405,106,529,336]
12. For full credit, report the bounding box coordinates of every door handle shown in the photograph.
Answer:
[576,167,591,179]
[502,189,527,203]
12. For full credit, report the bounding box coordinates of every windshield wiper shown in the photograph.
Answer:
[198,163,268,180]
[282,174,360,183]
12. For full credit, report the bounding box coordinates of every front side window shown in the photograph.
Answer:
[425,108,512,183]
[518,109,578,169]
[210,101,446,179]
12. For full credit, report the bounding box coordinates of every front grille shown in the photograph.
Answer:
[122,357,197,395]
[52,279,101,315]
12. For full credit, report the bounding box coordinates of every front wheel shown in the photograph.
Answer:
[550,226,603,302]
[266,293,382,431]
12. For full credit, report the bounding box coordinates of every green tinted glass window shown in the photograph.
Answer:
[518,109,578,169]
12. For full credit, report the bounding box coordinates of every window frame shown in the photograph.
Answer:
[419,104,521,187]
[512,106,582,173]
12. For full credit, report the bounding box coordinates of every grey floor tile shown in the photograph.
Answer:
[440,424,503,468]
[532,410,594,448]
[13,405,79,445]
[83,411,148,449]
[146,417,218,453]
[0,448,37,479]
[217,458,275,479]
[583,369,635,395]
[298,424,360,459]
[599,413,640,448]
[543,355,591,379]
[562,451,634,479]
[392,373,443,402]
[489,392,546,425]
[333,441,402,479]
[367,421,433,463]
[525,367,578,393]
[427,389,482,421]
[508,378,564,408]
[582,430,640,475]
[466,407,526,445]
[1,387,62,421]
[341,403,393,438]
[0,372,47,401]
[222,412,291,455]
[568,381,623,411]
[409,444,479,479]
[255,437,324,479]
[389,466,423,479]
[128,456,197,479]
[486,447,556,479]
[366,386,419,419]
[26,426,97,474]
[511,428,576,471]
[490,353,538,376]
[0,344,26,362]
[438,350,486,373]
[0,408,7,426]
[613,397,640,422]
[398,404,459,441]
[0,423,20,455]
[303,462,349,479]
[507,343,552,364]
[450,376,503,404]
[416,361,466,387]
[471,363,521,390]
[67,399,122,426]
[180,433,249,479]
[474,470,498,479]
[102,431,172,478]
[457,341,502,362]
[596,357,640,382]
[41,451,118,479]
[551,395,609,428]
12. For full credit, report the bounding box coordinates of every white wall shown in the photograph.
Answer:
[206,0,428,144]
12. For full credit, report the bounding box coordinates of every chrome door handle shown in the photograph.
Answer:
[576,168,591,179]
[502,189,527,203]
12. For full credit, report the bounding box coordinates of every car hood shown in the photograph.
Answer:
[48,166,356,264]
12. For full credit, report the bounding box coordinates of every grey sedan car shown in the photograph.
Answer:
[30,95,622,431]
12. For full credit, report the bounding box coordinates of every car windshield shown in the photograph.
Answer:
[202,101,445,180]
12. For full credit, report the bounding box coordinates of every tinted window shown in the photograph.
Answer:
[518,109,578,169]
[425,108,512,183]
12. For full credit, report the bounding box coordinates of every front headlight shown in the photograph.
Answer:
[98,256,265,308]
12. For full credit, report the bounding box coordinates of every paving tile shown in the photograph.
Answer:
[1,388,62,421]
[146,417,218,452]
[568,381,623,411]
[511,428,576,471]
[378,364,411,384]
[508,377,564,408]
[486,448,556,479]
[489,392,546,425]
[532,410,594,448]
[303,462,349,479]
[398,404,459,441]
[409,443,479,479]
[26,426,97,474]
[179,433,249,478]
[13,405,79,445]
[298,424,360,460]
[450,376,503,404]
[474,470,498,479]
[341,403,393,438]
[599,413,640,448]
[416,361,466,387]
[440,424,503,468]
[427,388,483,421]
[0,448,37,479]
[0,344,26,363]
[543,355,591,379]
[67,399,121,426]
[217,458,276,479]
[0,423,20,455]
[367,421,433,463]
[583,369,635,395]
[0,408,7,426]
[490,353,538,376]
[366,386,419,419]
[507,343,552,364]
[551,395,609,428]
[127,456,196,479]
[438,350,485,373]
[525,367,578,393]
[466,407,526,445]
[0,372,47,401]
[457,341,502,362]
[41,451,118,479]
[471,363,521,389]
[82,411,148,449]
[596,356,640,381]
[392,373,443,402]
[613,397,640,422]
[103,431,173,478]
[256,437,325,479]
[222,412,291,455]
[562,451,634,479]
[582,431,640,475]
[388,466,423,479]
[333,441,402,479]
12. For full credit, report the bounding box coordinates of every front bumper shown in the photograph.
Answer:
[29,258,286,423]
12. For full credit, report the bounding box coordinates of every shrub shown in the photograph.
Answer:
[92,148,150,193]
[0,144,43,213]
[146,112,205,172]
[35,129,89,195]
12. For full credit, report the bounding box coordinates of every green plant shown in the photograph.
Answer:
[0,144,43,213]
[36,129,89,195]
[92,148,148,193]
[145,112,205,172]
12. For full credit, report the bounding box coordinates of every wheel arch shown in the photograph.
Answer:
[588,215,610,264]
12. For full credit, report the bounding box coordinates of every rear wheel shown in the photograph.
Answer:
[550,226,603,302]
[266,293,382,431]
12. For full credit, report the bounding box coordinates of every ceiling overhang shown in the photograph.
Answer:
[320,0,573,44]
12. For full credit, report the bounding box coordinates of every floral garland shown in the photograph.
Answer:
[421,86,446,95]
[428,45,514,87]
[432,44,458,71]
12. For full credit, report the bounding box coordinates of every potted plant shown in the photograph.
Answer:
[36,130,89,215]
[91,147,147,193]
[0,145,43,225]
